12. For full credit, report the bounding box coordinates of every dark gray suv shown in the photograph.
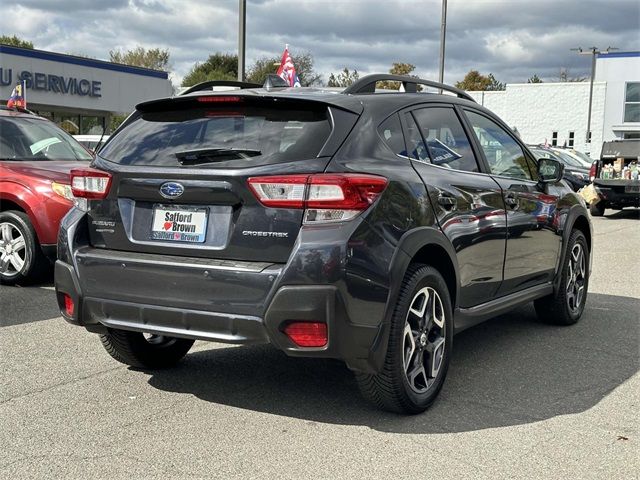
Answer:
[55,75,592,413]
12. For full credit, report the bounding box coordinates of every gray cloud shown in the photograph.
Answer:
[1,0,638,85]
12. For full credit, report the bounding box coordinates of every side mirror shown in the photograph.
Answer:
[537,158,564,184]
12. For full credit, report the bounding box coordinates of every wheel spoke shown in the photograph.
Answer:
[9,252,24,271]
[0,224,13,242]
[407,361,429,391]
[403,323,416,371]
[10,236,25,252]
[428,337,446,378]
[0,254,11,273]
[408,288,429,320]
[432,294,445,329]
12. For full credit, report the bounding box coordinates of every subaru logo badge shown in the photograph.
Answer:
[159,182,184,199]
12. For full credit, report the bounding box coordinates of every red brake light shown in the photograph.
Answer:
[283,322,328,347]
[589,161,597,181]
[247,174,388,224]
[197,96,242,103]
[70,168,112,199]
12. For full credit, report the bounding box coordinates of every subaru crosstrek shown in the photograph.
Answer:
[55,75,592,413]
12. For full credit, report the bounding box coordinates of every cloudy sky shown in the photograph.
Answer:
[2,0,639,86]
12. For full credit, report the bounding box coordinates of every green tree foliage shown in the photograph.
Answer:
[247,51,322,86]
[486,73,505,91]
[109,46,170,71]
[109,114,128,133]
[0,35,34,49]
[455,70,491,91]
[527,74,543,83]
[181,53,237,87]
[558,68,586,82]
[327,68,360,87]
[378,63,421,90]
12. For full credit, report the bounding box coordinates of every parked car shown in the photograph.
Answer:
[73,134,109,152]
[55,75,592,414]
[0,106,93,284]
[551,147,593,169]
[589,139,640,216]
[529,145,590,191]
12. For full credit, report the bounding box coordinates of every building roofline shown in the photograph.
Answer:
[0,44,169,80]
[596,51,640,59]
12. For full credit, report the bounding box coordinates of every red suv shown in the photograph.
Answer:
[0,106,93,284]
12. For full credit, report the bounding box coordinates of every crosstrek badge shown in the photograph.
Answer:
[151,206,208,243]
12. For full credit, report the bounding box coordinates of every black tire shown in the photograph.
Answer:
[356,264,453,414]
[534,230,589,325]
[99,328,195,369]
[590,201,605,217]
[0,210,49,285]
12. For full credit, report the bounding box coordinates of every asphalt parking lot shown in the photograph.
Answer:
[1,210,638,479]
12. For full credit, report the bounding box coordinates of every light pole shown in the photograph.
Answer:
[238,0,246,81]
[438,0,447,86]
[571,46,618,148]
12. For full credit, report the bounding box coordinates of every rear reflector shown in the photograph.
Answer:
[70,168,112,199]
[63,294,74,316]
[283,322,328,347]
[247,174,387,224]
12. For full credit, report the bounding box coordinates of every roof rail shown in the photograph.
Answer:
[343,74,476,102]
[0,105,38,115]
[180,80,262,95]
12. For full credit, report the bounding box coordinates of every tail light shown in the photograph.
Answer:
[589,161,597,182]
[248,174,387,224]
[283,322,328,347]
[63,294,74,316]
[70,168,112,199]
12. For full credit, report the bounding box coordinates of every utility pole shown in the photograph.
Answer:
[238,0,246,81]
[571,46,618,148]
[438,0,447,86]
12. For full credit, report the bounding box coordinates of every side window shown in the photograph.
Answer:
[378,114,407,157]
[404,113,430,162]
[465,110,534,180]
[412,107,479,172]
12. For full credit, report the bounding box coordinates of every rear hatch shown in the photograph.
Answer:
[83,93,359,263]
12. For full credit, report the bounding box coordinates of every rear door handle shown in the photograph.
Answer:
[504,193,518,208]
[437,194,457,209]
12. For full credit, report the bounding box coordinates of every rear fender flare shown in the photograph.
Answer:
[554,205,592,294]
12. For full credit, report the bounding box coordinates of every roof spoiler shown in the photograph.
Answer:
[180,80,261,95]
[343,74,476,102]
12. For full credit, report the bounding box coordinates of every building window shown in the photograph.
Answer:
[551,131,558,146]
[624,82,640,123]
[568,131,575,147]
[623,132,640,139]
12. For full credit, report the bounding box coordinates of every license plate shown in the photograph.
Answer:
[151,205,208,243]
[625,185,640,193]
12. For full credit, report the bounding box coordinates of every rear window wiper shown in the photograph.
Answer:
[175,147,262,165]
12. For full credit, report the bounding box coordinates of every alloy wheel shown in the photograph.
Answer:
[402,286,446,393]
[0,222,26,277]
[566,243,586,313]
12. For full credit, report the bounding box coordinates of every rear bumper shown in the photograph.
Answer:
[55,256,380,372]
[595,184,640,208]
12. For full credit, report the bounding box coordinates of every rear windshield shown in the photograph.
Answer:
[0,116,93,161]
[99,101,331,167]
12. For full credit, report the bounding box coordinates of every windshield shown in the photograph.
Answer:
[0,116,93,161]
[551,149,584,168]
[99,102,331,167]
[567,150,593,167]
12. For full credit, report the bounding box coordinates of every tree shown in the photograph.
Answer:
[247,51,322,86]
[527,74,543,83]
[327,68,360,87]
[486,73,505,91]
[182,53,237,87]
[109,46,170,71]
[558,68,587,82]
[378,63,421,90]
[455,70,492,91]
[0,35,33,49]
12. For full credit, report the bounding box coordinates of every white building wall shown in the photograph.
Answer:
[468,82,606,158]
[595,53,640,141]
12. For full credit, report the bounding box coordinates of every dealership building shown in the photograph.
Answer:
[0,44,174,134]
[467,51,639,158]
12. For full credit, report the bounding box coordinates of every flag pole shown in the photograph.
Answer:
[22,80,27,108]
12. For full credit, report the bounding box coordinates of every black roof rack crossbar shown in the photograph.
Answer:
[342,74,476,102]
[180,80,262,95]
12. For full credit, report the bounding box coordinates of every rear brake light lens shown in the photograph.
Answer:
[247,174,388,224]
[589,162,597,181]
[283,322,328,347]
[197,96,242,103]
[70,168,112,199]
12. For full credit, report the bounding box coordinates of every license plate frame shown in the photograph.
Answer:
[151,204,208,243]
[625,185,640,193]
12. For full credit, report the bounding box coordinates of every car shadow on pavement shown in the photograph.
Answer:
[602,209,640,220]
[145,292,639,434]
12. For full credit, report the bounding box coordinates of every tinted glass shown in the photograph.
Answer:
[412,107,479,172]
[99,102,331,167]
[404,113,430,162]
[624,103,640,123]
[0,117,93,161]
[465,111,533,180]
[625,82,640,102]
[378,114,406,157]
